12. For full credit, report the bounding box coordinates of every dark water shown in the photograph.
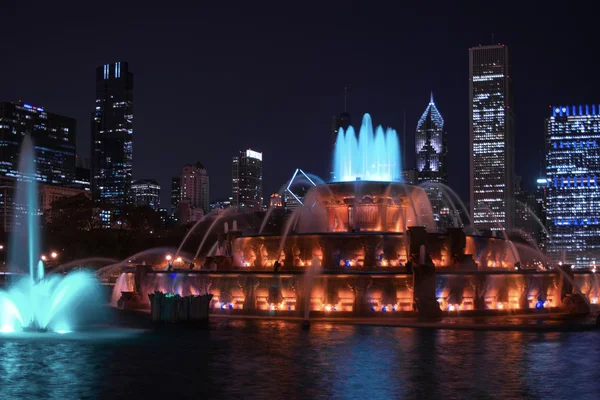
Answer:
[0,318,599,400]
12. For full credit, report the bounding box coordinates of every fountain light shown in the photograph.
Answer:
[51,252,58,259]
[535,300,544,309]
[40,255,47,261]
[175,257,182,263]
[165,254,172,261]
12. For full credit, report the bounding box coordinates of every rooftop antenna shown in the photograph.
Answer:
[344,86,348,113]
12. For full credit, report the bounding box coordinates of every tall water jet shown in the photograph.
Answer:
[0,136,99,333]
[332,114,402,182]
[8,135,41,279]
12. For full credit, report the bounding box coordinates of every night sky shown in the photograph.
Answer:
[3,1,599,208]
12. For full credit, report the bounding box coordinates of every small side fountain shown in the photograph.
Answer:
[0,136,98,334]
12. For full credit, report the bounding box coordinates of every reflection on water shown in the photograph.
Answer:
[0,321,599,399]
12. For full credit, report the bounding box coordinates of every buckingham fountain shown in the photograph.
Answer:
[108,114,598,322]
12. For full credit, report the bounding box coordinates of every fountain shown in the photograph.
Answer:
[0,136,99,334]
[111,114,599,325]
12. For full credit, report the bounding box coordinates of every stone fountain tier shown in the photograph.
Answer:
[118,268,598,318]
[231,231,511,270]
[312,181,435,233]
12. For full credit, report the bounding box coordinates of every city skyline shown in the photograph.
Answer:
[3,3,600,207]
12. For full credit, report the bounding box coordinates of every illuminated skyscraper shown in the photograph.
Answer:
[416,92,447,183]
[416,93,448,231]
[469,45,514,232]
[179,162,209,216]
[132,179,160,210]
[545,105,600,266]
[0,101,76,184]
[232,149,263,212]
[91,61,134,209]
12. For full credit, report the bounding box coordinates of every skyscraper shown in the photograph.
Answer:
[91,61,134,209]
[0,101,76,184]
[416,93,448,231]
[232,149,263,212]
[469,44,514,232]
[416,93,447,183]
[331,88,351,180]
[131,179,160,210]
[179,162,209,215]
[545,105,600,266]
[171,177,180,217]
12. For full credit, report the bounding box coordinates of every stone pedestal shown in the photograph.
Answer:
[412,263,442,318]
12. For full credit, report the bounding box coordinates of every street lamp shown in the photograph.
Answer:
[51,252,58,259]
[165,254,172,261]
[41,255,47,261]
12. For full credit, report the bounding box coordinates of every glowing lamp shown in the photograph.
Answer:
[324,305,332,311]
[175,257,182,262]
[229,304,233,309]
[381,306,387,312]
[496,303,504,309]
[370,306,376,312]
[165,254,172,261]
[40,255,47,261]
[392,305,397,312]
[51,252,58,259]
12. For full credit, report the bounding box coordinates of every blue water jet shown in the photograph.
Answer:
[332,113,402,182]
[0,135,99,333]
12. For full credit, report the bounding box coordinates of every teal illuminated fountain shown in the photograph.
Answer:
[0,136,97,334]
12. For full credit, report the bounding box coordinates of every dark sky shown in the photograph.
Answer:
[2,1,599,207]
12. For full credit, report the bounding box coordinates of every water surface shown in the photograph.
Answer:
[0,319,599,399]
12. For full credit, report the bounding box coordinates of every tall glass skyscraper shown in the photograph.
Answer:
[416,93,448,231]
[232,149,263,212]
[545,105,600,266]
[0,101,76,184]
[469,45,514,232]
[91,61,134,209]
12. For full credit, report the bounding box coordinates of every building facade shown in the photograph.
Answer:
[469,44,514,232]
[0,101,76,185]
[91,61,134,209]
[416,93,449,232]
[171,177,180,217]
[131,179,160,210]
[232,149,263,212]
[545,105,600,266]
[180,162,209,214]
[416,93,447,183]
[401,168,419,185]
